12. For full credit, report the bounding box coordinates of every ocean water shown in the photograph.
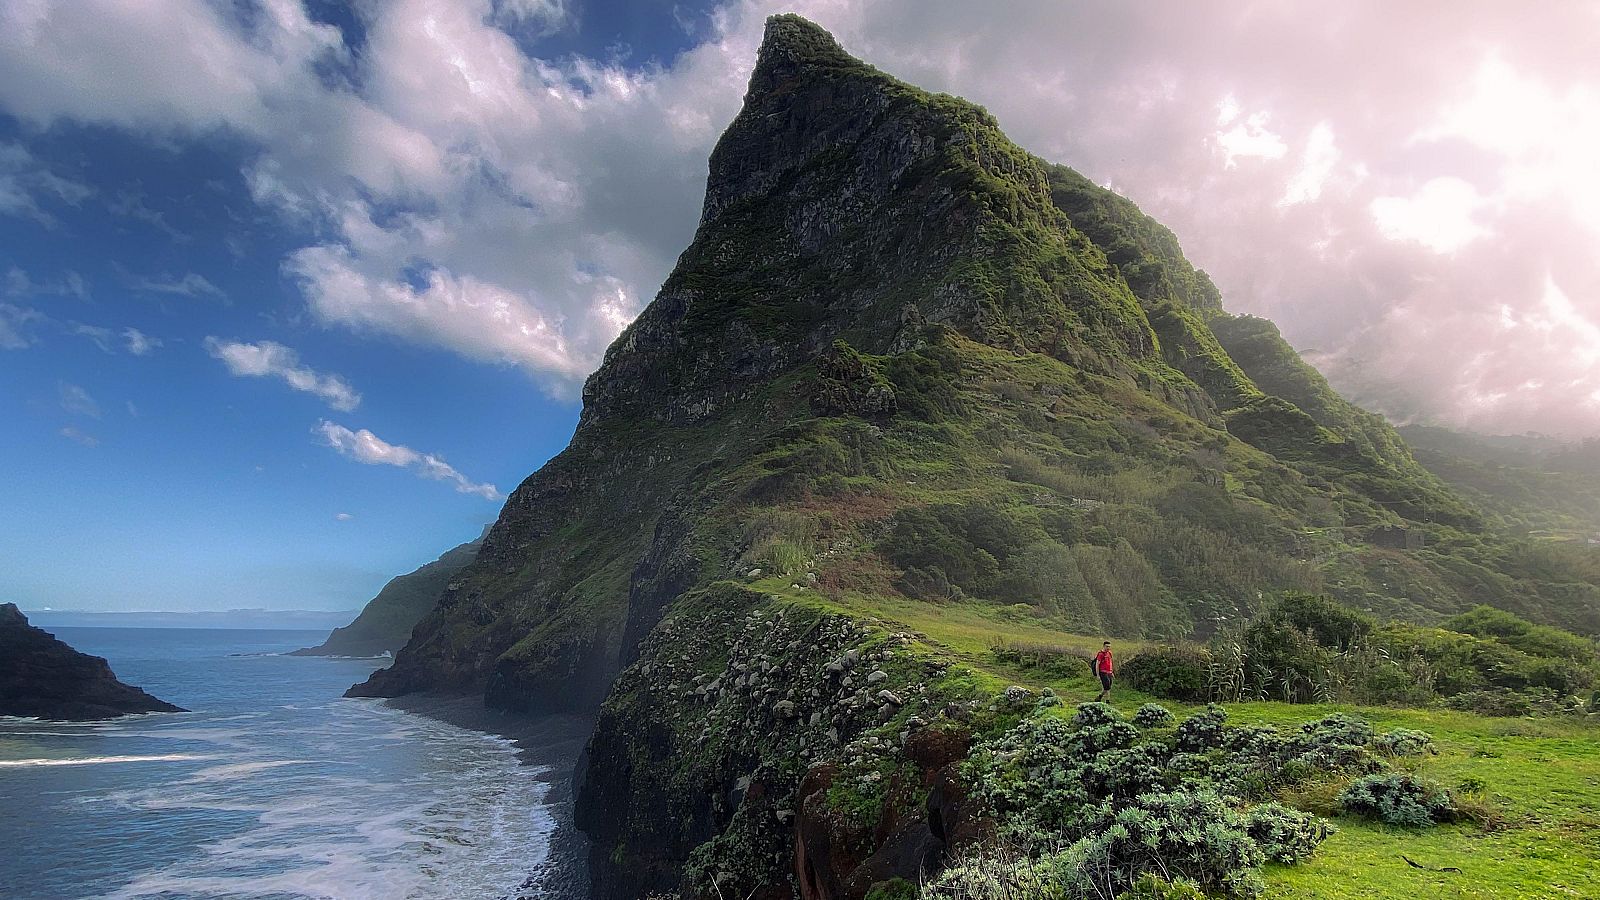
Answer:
[0,628,558,900]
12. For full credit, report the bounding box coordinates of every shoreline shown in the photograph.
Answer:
[381,692,595,900]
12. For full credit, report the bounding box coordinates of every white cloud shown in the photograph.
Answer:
[0,0,341,133]
[314,420,501,500]
[72,323,115,352]
[494,0,570,32]
[1369,177,1489,254]
[1215,109,1288,168]
[1280,123,1341,207]
[3,266,87,300]
[334,511,354,521]
[59,382,100,418]
[66,320,159,355]
[58,425,99,447]
[3,0,1600,435]
[0,140,90,224]
[126,271,226,301]
[285,246,601,384]
[205,337,361,411]
[123,327,160,355]
[0,303,41,349]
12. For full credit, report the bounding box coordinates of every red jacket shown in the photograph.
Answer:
[1094,649,1114,674]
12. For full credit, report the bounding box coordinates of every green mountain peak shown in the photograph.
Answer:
[349,18,1600,898]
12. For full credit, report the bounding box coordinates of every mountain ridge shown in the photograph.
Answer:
[351,15,1600,897]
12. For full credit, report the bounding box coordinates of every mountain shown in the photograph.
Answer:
[1400,424,1600,538]
[292,535,482,658]
[350,16,1600,897]
[0,603,183,720]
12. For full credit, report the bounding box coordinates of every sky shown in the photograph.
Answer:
[2,0,1598,612]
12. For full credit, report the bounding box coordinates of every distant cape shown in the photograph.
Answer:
[292,534,483,659]
[0,603,184,721]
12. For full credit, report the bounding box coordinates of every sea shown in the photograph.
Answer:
[0,627,567,900]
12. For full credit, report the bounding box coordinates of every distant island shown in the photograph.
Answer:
[292,534,482,658]
[0,603,183,720]
[22,608,363,631]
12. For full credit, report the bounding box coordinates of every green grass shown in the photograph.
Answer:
[781,586,1600,900]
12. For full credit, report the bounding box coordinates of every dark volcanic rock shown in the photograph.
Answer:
[0,603,183,720]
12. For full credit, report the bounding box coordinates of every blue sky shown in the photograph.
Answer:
[1,0,720,611]
[3,1,1596,613]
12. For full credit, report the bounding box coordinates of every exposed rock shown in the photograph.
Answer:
[0,603,183,720]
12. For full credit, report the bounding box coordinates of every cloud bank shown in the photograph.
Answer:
[3,0,1598,435]
[314,420,501,500]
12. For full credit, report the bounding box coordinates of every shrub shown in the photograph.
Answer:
[1373,728,1435,757]
[992,641,1094,677]
[1242,802,1336,863]
[1072,701,1125,727]
[1048,790,1266,898]
[864,878,918,900]
[1068,702,1140,755]
[1121,645,1212,701]
[1239,619,1327,703]
[1269,592,1374,651]
[1114,874,1207,900]
[921,848,1067,900]
[1132,703,1175,728]
[1444,686,1580,717]
[1297,713,1373,748]
[1338,773,1454,826]
[1292,713,1378,770]
[1175,704,1229,752]
[1081,745,1167,800]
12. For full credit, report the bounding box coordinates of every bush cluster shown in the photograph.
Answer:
[1120,645,1212,702]
[1131,702,1175,728]
[956,702,1370,898]
[1338,773,1455,826]
[1242,802,1337,863]
[1373,728,1435,757]
[1169,594,1600,714]
[1114,875,1207,900]
[1174,703,1229,752]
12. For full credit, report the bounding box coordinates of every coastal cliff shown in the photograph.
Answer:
[0,603,183,721]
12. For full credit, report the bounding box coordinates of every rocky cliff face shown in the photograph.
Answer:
[294,535,481,658]
[351,15,1598,898]
[0,603,183,720]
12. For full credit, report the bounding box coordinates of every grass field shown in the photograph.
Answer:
[776,583,1600,900]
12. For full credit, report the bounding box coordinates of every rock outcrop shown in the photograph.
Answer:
[293,534,481,658]
[0,603,183,720]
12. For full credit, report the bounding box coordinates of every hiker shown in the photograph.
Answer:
[1093,641,1114,702]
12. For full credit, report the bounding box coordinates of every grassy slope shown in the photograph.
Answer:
[299,537,479,655]
[776,583,1600,899]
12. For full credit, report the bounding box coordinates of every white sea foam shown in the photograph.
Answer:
[0,753,218,767]
[180,759,308,783]
[7,649,560,900]
[81,703,556,899]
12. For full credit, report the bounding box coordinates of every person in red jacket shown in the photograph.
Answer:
[1093,641,1114,702]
